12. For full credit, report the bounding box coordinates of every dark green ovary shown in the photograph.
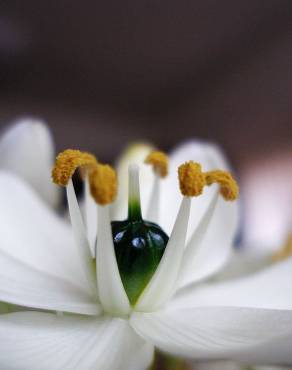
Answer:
[111,219,168,305]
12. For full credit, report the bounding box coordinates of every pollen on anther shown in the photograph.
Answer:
[52,149,98,186]
[178,161,239,201]
[52,149,117,205]
[89,164,117,205]
[178,161,206,196]
[205,170,239,201]
[145,151,168,178]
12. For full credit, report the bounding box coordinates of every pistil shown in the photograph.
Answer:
[112,163,169,305]
[128,164,142,221]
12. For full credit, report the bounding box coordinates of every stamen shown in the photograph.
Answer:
[52,149,117,205]
[145,151,169,178]
[273,234,292,262]
[178,161,239,201]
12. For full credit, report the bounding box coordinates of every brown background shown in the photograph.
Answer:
[1,0,292,166]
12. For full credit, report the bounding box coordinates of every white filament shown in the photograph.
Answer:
[146,175,160,224]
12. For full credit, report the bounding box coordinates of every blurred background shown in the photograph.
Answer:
[0,0,292,251]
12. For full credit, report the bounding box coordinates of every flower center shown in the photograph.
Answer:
[111,164,169,305]
[52,148,239,308]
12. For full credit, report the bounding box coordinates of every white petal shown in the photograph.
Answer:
[84,177,98,255]
[132,260,292,362]
[0,172,99,314]
[127,341,154,370]
[160,140,236,238]
[66,180,97,295]
[0,119,60,208]
[173,258,292,310]
[213,247,272,282]
[0,250,100,315]
[96,206,130,315]
[112,143,154,220]
[178,192,239,288]
[131,307,292,361]
[136,197,191,311]
[234,333,292,365]
[0,312,153,370]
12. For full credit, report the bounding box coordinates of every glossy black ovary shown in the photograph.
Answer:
[111,219,169,305]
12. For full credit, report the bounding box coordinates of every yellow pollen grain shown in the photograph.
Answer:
[272,234,292,262]
[145,151,169,178]
[178,161,239,201]
[52,149,117,205]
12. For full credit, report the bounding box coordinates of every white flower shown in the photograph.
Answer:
[0,132,291,370]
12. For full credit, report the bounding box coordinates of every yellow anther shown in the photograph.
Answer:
[273,234,292,262]
[178,161,239,201]
[88,164,117,205]
[145,151,169,178]
[178,161,206,196]
[205,170,239,201]
[52,149,98,186]
[52,149,117,205]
